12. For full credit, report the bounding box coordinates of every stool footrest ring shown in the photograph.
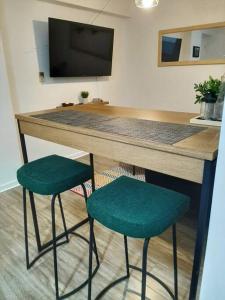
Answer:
[26,217,89,269]
[59,262,99,300]
[95,275,130,300]
[129,264,174,299]
[27,239,69,269]
[56,231,100,299]
[39,217,89,253]
[94,264,175,300]
[26,218,99,300]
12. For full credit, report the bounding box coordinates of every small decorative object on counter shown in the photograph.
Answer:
[92,98,104,103]
[79,91,89,104]
[61,102,74,107]
[56,102,74,108]
[194,76,222,120]
[213,73,225,121]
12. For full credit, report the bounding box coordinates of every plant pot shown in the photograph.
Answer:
[200,102,205,119]
[79,96,88,104]
[213,101,224,121]
[200,102,215,120]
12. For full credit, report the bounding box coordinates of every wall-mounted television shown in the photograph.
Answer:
[161,36,182,62]
[49,18,114,77]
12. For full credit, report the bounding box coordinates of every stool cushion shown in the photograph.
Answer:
[87,176,190,238]
[17,155,92,195]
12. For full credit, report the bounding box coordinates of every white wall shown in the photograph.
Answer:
[118,0,225,112]
[0,31,21,191]
[199,102,225,299]
[3,0,128,159]
[2,0,129,114]
[201,29,225,60]
[1,0,225,191]
[0,0,129,190]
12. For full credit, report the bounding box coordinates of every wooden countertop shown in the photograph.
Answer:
[16,104,220,161]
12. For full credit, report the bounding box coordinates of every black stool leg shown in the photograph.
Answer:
[81,183,100,267]
[141,238,150,300]
[89,154,100,266]
[23,188,30,269]
[172,224,178,300]
[51,194,59,300]
[90,154,96,192]
[88,217,94,300]
[29,191,42,252]
[124,236,130,277]
[58,194,69,243]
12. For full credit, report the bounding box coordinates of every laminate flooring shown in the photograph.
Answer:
[0,156,196,300]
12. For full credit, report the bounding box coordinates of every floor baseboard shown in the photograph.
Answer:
[0,180,19,193]
[67,151,88,160]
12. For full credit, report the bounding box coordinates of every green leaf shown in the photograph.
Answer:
[194,76,222,104]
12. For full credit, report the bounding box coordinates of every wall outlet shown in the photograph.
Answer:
[39,72,45,83]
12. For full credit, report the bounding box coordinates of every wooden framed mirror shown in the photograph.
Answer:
[158,21,225,67]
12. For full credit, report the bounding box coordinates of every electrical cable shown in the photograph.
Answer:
[89,0,112,25]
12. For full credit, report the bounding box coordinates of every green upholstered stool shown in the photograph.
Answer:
[17,154,99,300]
[17,154,92,195]
[87,176,190,300]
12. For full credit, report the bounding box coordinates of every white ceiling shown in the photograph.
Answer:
[41,0,132,17]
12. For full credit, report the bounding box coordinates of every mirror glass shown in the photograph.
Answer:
[159,23,225,66]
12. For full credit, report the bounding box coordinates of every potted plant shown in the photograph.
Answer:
[79,91,89,104]
[214,74,225,121]
[194,76,221,120]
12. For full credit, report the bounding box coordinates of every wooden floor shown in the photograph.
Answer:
[0,156,196,300]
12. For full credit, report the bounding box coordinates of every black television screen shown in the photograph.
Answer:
[49,18,114,77]
[161,36,182,62]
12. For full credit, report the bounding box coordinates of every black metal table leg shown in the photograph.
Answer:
[189,159,217,300]
[145,159,217,300]
[17,120,28,164]
[172,224,178,300]
[18,120,42,252]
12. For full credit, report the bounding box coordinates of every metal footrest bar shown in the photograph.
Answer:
[129,265,175,299]
[93,265,174,300]
[57,231,100,300]
[28,239,69,269]
[89,227,178,300]
[49,213,99,300]
[27,224,91,270]
[59,261,99,300]
[26,217,90,269]
[27,219,99,299]
[95,275,130,300]
[39,217,89,252]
